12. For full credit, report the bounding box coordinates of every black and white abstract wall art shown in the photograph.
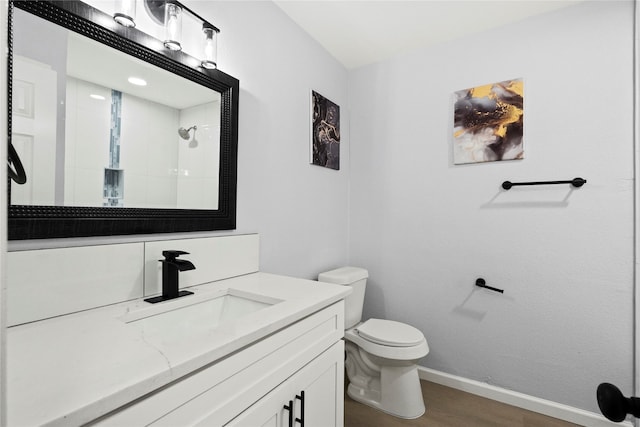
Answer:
[453,78,524,165]
[311,90,340,170]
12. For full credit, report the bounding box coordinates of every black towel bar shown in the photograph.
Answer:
[502,177,586,190]
[475,278,504,294]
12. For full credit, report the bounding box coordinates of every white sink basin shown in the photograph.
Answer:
[120,289,282,340]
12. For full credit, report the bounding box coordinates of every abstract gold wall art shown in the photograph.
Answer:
[311,90,340,170]
[453,78,524,164]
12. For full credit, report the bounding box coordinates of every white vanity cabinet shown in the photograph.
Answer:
[226,342,343,427]
[90,300,345,427]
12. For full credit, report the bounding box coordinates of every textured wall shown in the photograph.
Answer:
[188,0,351,279]
[348,1,634,413]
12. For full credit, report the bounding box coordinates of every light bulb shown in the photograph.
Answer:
[163,2,183,51]
[113,0,136,27]
[201,25,218,69]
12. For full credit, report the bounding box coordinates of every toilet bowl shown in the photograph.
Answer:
[345,319,429,418]
[317,267,429,419]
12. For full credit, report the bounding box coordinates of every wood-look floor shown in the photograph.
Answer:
[344,380,583,427]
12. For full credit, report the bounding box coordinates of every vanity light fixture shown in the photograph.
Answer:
[163,2,183,51]
[114,1,221,69]
[113,0,136,27]
[201,23,218,69]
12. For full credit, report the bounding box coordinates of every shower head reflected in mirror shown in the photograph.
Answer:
[178,125,197,140]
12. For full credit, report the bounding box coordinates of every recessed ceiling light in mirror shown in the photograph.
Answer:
[128,76,147,86]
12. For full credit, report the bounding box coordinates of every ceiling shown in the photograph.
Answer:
[273,0,586,69]
[66,32,219,110]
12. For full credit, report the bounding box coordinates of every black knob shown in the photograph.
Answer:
[572,177,587,188]
[597,382,640,422]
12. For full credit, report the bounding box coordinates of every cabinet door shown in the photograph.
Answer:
[222,375,295,427]
[224,341,344,427]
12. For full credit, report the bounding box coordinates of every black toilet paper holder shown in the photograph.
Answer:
[475,278,504,294]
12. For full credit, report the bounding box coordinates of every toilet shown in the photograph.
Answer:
[318,266,429,419]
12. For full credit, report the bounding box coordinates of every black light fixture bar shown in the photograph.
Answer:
[174,0,220,33]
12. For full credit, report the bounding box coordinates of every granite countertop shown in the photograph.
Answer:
[7,272,350,427]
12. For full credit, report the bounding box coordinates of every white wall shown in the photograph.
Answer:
[65,77,110,206]
[177,101,220,209]
[121,92,180,208]
[182,0,351,279]
[348,0,634,414]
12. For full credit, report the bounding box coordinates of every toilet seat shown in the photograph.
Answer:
[356,319,424,347]
[345,323,429,361]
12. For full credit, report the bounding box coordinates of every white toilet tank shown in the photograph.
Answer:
[318,266,368,329]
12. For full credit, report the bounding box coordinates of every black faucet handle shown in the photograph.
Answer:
[162,250,190,261]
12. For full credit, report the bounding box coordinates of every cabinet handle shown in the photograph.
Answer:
[295,391,305,426]
[284,400,294,427]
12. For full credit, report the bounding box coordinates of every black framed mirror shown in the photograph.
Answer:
[8,0,239,240]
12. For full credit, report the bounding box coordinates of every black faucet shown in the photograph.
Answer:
[144,250,196,304]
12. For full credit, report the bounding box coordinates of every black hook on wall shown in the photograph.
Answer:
[475,278,504,294]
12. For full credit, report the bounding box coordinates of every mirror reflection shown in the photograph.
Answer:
[12,8,221,210]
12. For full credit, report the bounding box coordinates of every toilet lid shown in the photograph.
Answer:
[355,319,425,347]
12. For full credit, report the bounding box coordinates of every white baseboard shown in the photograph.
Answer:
[418,366,632,427]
